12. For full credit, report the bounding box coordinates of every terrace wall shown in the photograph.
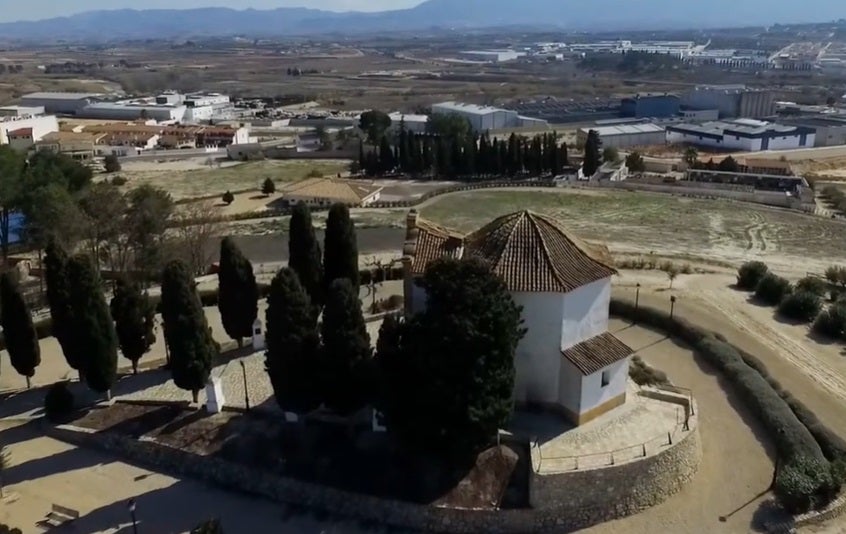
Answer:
[47,417,700,533]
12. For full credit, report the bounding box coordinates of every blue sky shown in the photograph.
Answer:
[0,0,422,22]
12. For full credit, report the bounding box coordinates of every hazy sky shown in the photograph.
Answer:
[0,0,422,22]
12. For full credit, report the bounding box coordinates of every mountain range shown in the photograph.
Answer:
[2,0,846,41]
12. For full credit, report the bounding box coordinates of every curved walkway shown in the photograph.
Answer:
[583,318,777,534]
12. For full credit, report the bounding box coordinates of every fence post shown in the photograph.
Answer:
[668,431,672,445]
[642,443,646,457]
[574,457,578,471]
[610,453,614,466]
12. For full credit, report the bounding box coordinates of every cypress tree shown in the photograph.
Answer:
[560,141,570,167]
[265,268,321,413]
[373,313,403,412]
[218,237,258,347]
[67,255,118,394]
[0,273,40,388]
[161,260,216,403]
[288,202,324,309]
[44,240,78,372]
[583,129,602,177]
[110,278,155,374]
[321,278,371,414]
[323,203,359,292]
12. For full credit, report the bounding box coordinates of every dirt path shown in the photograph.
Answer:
[582,319,777,534]
[613,278,846,439]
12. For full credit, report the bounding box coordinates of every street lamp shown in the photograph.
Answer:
[670,295,677,320]
[127,499,138,534]
[635,283,641,314]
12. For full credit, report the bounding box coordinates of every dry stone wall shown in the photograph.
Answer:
[47,419,701,533]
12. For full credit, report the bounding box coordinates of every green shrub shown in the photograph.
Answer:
[111,175,128,186]
[779,291,823,323]
[813,304,846,340]
[44,382,75,422]
[191,519,224,534]
[796,276,829,297]
[629,355,669,386]
[611,298,837,513]
[737,261,769,290]
[755,273,792,306]
[0,524,23,534]
[775,456,838,514]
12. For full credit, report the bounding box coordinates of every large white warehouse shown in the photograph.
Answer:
[77,103,187,123]
[666,119,816,151]
[578,123,666,149]
[431,102,547,132]
[19,92,104,115]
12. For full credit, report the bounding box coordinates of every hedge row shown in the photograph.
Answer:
[610,298,841,513]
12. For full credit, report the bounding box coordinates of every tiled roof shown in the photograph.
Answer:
[409,218,464,275]
[463,211,616,292]
[8,128,32,137]
[562,333,633,375]
[281,177,383,205]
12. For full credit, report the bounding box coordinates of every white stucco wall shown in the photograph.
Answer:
[558,357,583,415]
[560,278,611,351]
[512,292,565,405]
[580,359,629,414]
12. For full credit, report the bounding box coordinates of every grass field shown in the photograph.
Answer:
[121,159,351,200]
[419,189,846,275]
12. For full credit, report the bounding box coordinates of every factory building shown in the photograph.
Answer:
[432,102,548,133]
[76,102,187,123]
[457,50,526,63]
[0,105,46,118]
[578,123,666,149]
[780,116,846,147]
[666,119,815,151]
[388,113,429,134]
[682,85,775,119]
[19,92,104,115]
[620,94,680,119]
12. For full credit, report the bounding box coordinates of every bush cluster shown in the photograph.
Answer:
[823,185,846,215]
[44,382,75,422]
[755,273,793,306]
[610,299,841,513]
[813,304,846,341]
[737,261,769,290]
[628,355,669,386]
[368,295,404,315]
[779,291,824,323]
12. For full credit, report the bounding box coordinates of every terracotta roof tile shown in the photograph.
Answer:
[409,219,464,275]
[562,333,633,375]
[463,211,616,292]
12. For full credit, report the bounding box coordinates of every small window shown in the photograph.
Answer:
[601,370,611,388]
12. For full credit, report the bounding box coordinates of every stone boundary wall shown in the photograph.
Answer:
[46,419,702,534]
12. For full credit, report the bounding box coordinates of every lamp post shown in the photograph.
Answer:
[670,295,677,320]
[240,360,250,411]
[635,283,641,314]
[127,499,138,534]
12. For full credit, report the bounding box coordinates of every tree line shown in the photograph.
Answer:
[359,130,571,180]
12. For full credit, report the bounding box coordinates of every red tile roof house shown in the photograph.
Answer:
[402,209,632,426]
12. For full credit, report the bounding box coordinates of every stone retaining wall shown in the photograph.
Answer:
[47,419,702,533]
[532,421,702,522]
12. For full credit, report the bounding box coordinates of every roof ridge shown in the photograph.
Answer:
[534,211,617,273]
[526,212,561,291]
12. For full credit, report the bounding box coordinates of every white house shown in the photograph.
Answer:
[402,210,632,425]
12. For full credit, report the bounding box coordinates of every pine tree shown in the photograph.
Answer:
[67,255,118,394]
[265,268,321,413]
[321,278,371,414]
[323,203,359,292]
[161,260,216,402]
[44,239,78,372]
[110,278,155,374]
[0,273,40,388]
[288,202,324,310]
[218,237,258,347]
[583,129,602,177]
